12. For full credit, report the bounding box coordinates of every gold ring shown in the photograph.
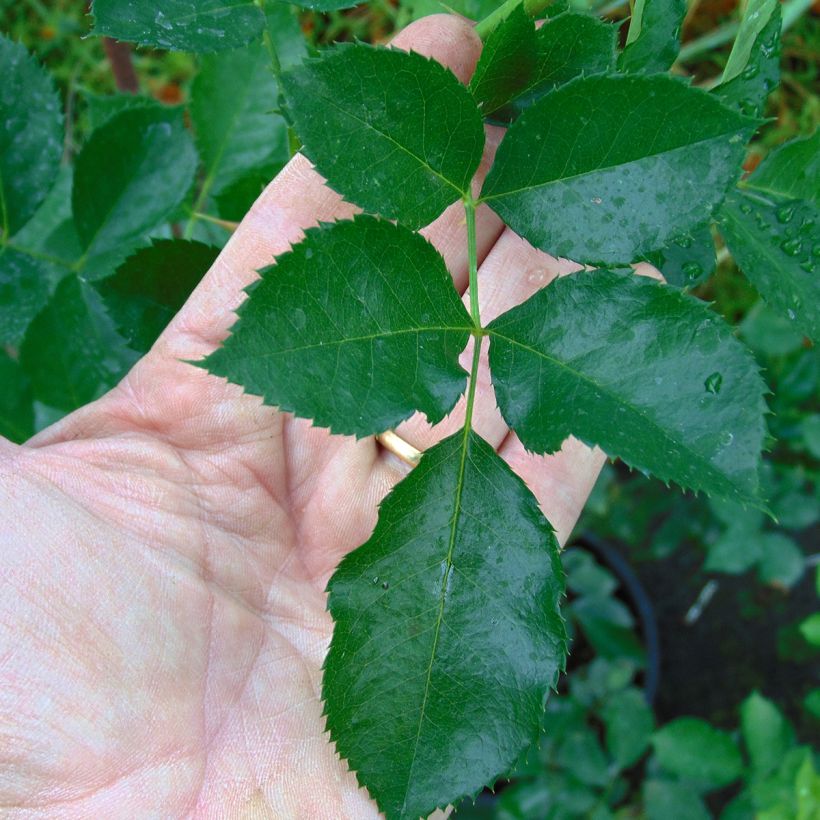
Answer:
[376,430,422,467]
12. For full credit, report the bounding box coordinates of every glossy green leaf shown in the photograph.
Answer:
[468,4,538,117]
[323,429,565,820]
[0,248,59,346]
[73,107,198,281]
[19,275,137,412]
[0,351,34,443]
[489,13,617,123]
[481,75,756,265]
[749,131,819,204]
[717,0,781,117]
[555,728,610,787]
[91,0,265,52]
[602,687,654,768]
[280,43,484,229]
[202,216,472,436]
[619,0,686,74]
[741,692,795,775]
[96,239,219,354]
[0,35,62,237]
[644,780,710,820]
[641,223,716,289]
[190,43,288,203]
[487,270,767,505]
[719,190,818,341]
[651,717,743,788]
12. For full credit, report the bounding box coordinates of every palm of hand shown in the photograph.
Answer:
[1,16,607,817]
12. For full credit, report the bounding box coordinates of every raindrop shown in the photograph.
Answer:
[590,197,602,205]
[787,309,796,320]
[780,237,802,257]
[720,431,734,446]
[381,581,389,590]
[682,261,703,279]
[739,202,752,215]
[775,203,796,224]
[372,576,379,585]
[526,268,548,286]
[704,372,723,394]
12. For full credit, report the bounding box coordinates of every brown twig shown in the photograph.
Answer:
[102,37,138,93]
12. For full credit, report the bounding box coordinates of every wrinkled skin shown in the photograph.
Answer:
[0,16,612,818]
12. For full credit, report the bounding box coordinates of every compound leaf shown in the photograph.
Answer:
[0,351,34,444]
[190,42,288,204]
[719,158,818,341]
[19,275,136,412]
[202,216,472,436]
[487,269,767,505]
[91,0,265,52]
[489,13,617,123]
[715,0,781,117]
[96,239,219,354]
[481,75,757,265]
[619,0,686,74]
[324,429,566,820]
[73,107,198,281]
[0,35,62,237]
[280,43,484,229]
[651,718,743,789]
[469,4,538,116]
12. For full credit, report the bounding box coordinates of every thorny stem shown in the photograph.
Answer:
[462,195,483,435]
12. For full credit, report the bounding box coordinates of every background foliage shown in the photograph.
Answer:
[1,0,818,817]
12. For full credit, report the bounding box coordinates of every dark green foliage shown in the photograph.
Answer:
[720,191,817,340]
[0,35,62,237]
[19,275,137,412]
[481,75,757,265]
[487,270,767,505]
[0,351,34,443]
[190,43,288,207]
[0,249,58,347]
[72,107,198,280]
[280,43,484,228]
[486,13,617,123]
[469,4,538,117]
[619,0,687,74]
[715,0,781,117]
[202,216,473,436]
[91,0,266,52]
[719,132,818,340]
[96,239,219,354]
[324,429,566,820]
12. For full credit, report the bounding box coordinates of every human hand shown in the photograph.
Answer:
[0,15,606,817]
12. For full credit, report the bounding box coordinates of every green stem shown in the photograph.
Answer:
[464,198,481,330]
[474,0,554,41]
[462,196,483,435]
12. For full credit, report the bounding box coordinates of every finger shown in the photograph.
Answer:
[499,434,607,547]
[155,14,501,366]
[390,229,582,456]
